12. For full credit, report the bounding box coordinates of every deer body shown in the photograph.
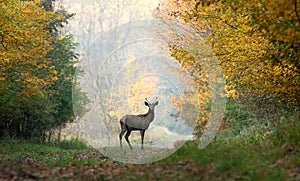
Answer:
[119,98,158,149]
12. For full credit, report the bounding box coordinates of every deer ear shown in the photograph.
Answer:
[155,101,158,105]
[145,101,149,106]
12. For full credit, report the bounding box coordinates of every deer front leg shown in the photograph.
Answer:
[125,130,133,149]
[140,129,145,149]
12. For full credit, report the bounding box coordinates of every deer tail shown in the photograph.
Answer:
[120,116,127,129]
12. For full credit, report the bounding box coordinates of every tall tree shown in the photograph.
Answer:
[0,0,84,141]
[0,0,60,139]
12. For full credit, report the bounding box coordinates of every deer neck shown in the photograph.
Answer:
[145,108,155,121]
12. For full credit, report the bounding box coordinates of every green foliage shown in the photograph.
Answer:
[0,139,103,166]
[216,97,299,145]
[271,116,300,146]
[0,0,59,140]
[223,99,258,136]
[161,101,299,179]
[46,35,78,129]
[163,132,297,180]
[0,0,87,141]
[72,81,90,119]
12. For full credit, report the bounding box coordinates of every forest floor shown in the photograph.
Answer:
[0,136,299,181]
[1,154,213,181]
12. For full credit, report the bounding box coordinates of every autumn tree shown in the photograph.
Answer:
[0,0,57,139]
[0,0,82,141]
[157,0,299,105]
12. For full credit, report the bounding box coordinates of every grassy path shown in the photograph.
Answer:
[0,138,299,180]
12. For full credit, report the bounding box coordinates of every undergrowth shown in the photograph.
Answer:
[162,100,299,180]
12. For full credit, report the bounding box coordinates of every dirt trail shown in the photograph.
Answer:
[99,147,176,164]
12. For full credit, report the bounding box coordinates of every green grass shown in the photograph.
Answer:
[160,118,300,180]
[0,139,105,166]
[46,137,91,150]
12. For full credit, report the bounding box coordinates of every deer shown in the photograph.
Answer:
[119,98,158,150]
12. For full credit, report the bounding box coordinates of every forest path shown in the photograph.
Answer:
[1,149,208,181]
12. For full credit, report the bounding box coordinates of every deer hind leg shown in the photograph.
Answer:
[124,130,133,149]
[140,129,145,149]
[119,129,126,148]
[119,120,127,148]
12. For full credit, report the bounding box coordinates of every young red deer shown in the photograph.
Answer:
[119,98,158,149]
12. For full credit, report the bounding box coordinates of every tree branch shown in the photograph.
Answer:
[0,38,8,51]
[295,0,300,24]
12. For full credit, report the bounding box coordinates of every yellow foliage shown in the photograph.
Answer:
[129,76,159,113]
[0,0,62,96]
[225,83,238,99]
[157,0,300,131]
[248,0,299,44]
[34,0,41,5]
[159,0,299,104]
